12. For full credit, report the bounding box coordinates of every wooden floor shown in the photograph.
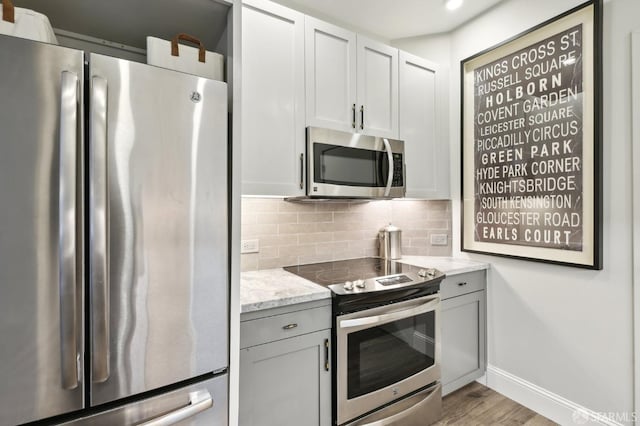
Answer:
[434,382,558,425]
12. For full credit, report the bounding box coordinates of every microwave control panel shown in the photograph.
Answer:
[392,153,404,187]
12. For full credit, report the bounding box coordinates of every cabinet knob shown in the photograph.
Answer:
[458,282,468,287]
[282,323,298,330]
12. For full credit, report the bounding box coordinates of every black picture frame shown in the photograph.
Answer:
[460,0,603,269]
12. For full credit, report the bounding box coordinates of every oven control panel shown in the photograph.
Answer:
[376,275,413,286]
[341,274,430,292]
[344,279,367,291]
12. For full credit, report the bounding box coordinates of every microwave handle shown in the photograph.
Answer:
[382,138,394,197]
[340,296,439,329]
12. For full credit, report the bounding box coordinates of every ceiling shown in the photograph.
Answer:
[276,0,505,40]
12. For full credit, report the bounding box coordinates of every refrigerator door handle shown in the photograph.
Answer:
[90,75,110,383]
[138,390,214,426]
[59,70,79,390]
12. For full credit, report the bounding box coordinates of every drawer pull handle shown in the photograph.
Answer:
[282,323,298,330]
[458,282,468,286]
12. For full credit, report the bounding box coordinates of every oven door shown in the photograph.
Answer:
[336,294,440,425]
[307,127,405,198]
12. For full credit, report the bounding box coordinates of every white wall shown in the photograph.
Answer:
[395,0,636,422]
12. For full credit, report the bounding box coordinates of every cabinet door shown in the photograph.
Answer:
[399,51,450,199]
[356,35,399,138]
[239,330,331,426]
[241,0,305,196]
[441,290,486,396]
[305,16,357,133]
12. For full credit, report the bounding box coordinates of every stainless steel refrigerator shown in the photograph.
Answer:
[0,33,229,425]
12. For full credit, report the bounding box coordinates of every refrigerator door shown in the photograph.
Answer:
[89,53,228,405]
[62,374,228,425]
[0,35,84,424]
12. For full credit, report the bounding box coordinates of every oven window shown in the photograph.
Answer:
[347,311,435,399]
[313,143,389,187]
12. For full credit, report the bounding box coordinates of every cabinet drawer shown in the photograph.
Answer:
[240,305,332,349]
[440,271,485,300]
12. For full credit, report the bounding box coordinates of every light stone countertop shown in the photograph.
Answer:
[240,268,331,314]
[399,256,490,276]
[240,256,489,314]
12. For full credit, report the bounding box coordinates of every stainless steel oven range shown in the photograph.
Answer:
[284,258,445,426]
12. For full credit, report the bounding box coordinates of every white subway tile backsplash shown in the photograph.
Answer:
[259,256,299,270]
[241,253,259,272]
[258,246,279,259]
[242,223,278,238]
[316,241,349,255]
[298,212,333,223]
[316,202,350,212]
[279,243,316,257]
[298,253,334,264]
[278,223,318,234]
[298,232,334,244]
[260,234,298,247]
[240,198,452,271]
[333,230,365,241]
[403,230,430,239]
[277,200,316,212]
[243,198,279,212]
[256,212,298,225]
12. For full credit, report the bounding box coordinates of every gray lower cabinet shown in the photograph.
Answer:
[239,301,332,426]
[440,271,487,396]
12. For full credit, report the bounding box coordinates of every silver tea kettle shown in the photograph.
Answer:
[379,223,402,260]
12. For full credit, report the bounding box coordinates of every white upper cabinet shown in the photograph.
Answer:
[241,0,306,196]
[399,51,449,199]
[240,0,448,198]
[356,36,399,138]
[305,16,357,133]
[305,18,399,138]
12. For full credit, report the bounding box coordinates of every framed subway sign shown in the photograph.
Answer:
[461,0,602,269]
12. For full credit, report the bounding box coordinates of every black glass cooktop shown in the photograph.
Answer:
[284,257,423,286]
[283,256,443,294]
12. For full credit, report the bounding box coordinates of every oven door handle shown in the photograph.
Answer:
[339,297,439,329]
[382,138,394,197]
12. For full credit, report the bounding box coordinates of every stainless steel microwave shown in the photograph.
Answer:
[306,127,406,199]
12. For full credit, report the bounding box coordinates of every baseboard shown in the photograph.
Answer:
[485,365,624,426]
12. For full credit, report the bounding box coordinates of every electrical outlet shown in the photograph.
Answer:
[430,234,448,246]
[241,239,259,254]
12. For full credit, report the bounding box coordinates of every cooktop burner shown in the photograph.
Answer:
[284,257,444,296]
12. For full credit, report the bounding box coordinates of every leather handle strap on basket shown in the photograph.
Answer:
[171,33,206,63]
[2,0,15,23]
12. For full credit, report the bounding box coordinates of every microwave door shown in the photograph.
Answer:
[311,143,390,198]
[319,145,378,187]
